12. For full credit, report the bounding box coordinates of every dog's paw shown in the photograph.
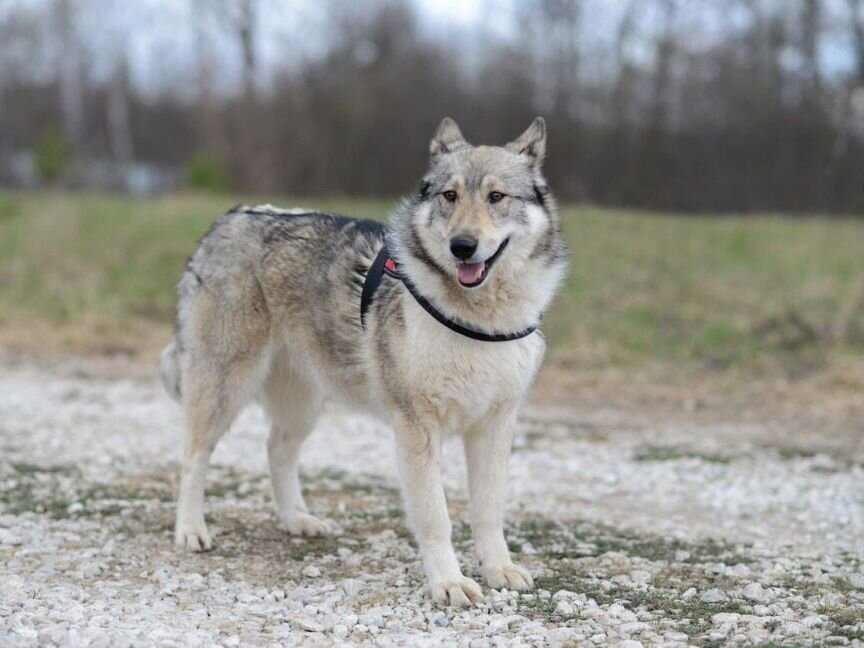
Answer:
[430,576,484,607]
[481,562,534,591]
[281,512,336,537]
[175,524,212,552]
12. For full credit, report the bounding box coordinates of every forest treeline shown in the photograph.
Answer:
[1,0,863,213]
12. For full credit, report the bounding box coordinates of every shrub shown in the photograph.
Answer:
[35,126,71,183]
[186,154,231,193]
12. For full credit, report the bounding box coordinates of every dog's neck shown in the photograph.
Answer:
[388,229,566,336]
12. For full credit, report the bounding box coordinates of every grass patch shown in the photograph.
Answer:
[0,191,862,375]
[509,518,752,565]
[633,446,733,464]
[522,572,748,645]
[0,463,176,519]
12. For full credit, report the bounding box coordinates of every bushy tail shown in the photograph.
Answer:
[160,340,182,403]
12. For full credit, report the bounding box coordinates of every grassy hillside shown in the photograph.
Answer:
[0,190,862,377]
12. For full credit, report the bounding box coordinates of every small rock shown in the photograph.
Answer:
[619,641,644,648]
[782,621,805,636]
[428,611,447,628]
[358,612,384,628]
[342,613,358,628]
[0,529,22,546]
[630,570,652,584]
[341,579,364,597]
[681,587,697,600]
[712,613,740,625]
[664,631,689,642]
[297,619,322,633]
[618,622,650,635]
[552,589,577,602]
[700,588,727,603]
[301,565,321,578]
[742,582,768,603]
[820,592,846,607]
[555,601,575,617]
[521,542,537,555]
[485,620,508,635]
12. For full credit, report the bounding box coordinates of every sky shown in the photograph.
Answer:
[0,0,856,97]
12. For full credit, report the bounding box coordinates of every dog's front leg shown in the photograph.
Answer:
[464,405,534,591]
[393,413,483,607]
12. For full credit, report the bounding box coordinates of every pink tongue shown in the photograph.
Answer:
[458,262,485,285]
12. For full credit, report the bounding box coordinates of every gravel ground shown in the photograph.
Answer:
[1,354,863,647]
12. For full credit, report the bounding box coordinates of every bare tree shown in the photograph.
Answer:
[212,0,259,103]
[237,0,258,102]
[107,54,134,164]
[611,0,639,125]
[848,0,864,83]
[800,0,823,105]
[55,0,84,153]
[650,0,679,130]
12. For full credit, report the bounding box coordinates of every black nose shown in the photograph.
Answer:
[450,237,478,260]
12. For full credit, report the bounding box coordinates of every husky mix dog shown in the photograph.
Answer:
[160,117,568,606]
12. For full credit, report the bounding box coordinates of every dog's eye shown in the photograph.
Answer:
[442,190,458,202]
[488,191,504,204]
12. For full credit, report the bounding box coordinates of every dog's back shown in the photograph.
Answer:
[163,205,390,408]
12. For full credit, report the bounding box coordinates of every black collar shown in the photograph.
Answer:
[361,243,538,342]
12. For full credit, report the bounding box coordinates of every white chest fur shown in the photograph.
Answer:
[395,300,545,432]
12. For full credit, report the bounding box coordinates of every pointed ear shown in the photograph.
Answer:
[430,117,469,159]
[506,117,546,166]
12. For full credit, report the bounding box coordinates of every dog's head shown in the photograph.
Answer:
[394,117,564,295]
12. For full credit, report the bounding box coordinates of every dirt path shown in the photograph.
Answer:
[1,354,862,647]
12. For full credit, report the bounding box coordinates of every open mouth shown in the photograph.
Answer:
[456,238,510,288]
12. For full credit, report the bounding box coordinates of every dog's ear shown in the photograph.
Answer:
[430,117,470,159]
[506,117,546,167]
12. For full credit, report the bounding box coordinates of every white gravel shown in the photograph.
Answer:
[1,355,862,647]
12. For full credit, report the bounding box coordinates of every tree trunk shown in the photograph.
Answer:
[55,0,84,154]
[239,0,257,103]
[107,55,134,164]
[848,0,864,84]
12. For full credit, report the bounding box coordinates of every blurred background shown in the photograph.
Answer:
[0,0,862,389]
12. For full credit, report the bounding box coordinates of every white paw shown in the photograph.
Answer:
[481,562,534,591]
[281,512,336,537]
[175,523,212,552]
[430,576,484,607]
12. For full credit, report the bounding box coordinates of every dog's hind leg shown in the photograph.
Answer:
[174,279,272,552]
[261,359,332,536]
[175,351,268,551]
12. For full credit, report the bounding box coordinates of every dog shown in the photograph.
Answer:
[160,117,568,606]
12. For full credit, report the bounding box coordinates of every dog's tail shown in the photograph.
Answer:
[160,340,183,403]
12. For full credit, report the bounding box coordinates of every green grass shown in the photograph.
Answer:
[1,190,862,374]
[632,446,733,464]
